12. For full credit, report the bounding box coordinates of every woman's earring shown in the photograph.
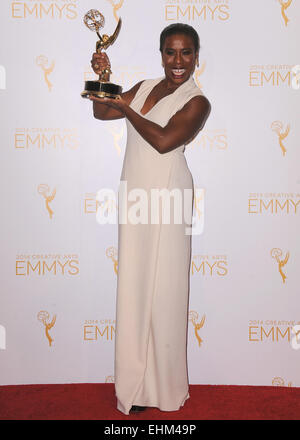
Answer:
[196,60,199,68]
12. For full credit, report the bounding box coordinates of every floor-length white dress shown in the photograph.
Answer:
[114,75,205,415]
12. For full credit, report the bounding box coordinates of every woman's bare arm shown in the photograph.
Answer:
[121,94,211,154]
[90,93,211,154]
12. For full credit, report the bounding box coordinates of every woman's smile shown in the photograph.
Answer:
[171,68,186,78]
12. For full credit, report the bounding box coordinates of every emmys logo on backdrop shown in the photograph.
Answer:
[111,66,148,89]
[272,377,292,387]
[249,319,300,343]
[83,320,116,341]
[0,325,6,350]
[11,0,78,19]
[277,0,293,26]
[16,254,79,276]
[248,193,300,214]
[192,254,228,276]
[190,128,228,151]
[0,65,6,90]
[36,56,55,91]
[37,311,56,347]
[84,192,117,216]
[271,121,290,156]
[249,64,296,88]
[164,0,230,22]
[106,247,118,275]
[270,248,289,283]
[189,311,206,347]
[38,184,56,219]
[14,128,79,150]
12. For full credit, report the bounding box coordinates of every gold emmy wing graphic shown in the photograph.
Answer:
[194,61,206,89]
[37,311,56,347]
[270,248,289,283]
[272,377,292,387]
[38,184,56,219]
[81,9,122,98]
[271,121,290,156]
[36,55,55,91]
[194,188,204,220]
[189,311,206,347]
[106,0,124,22]
[106,122,124,155]
[106,246,118,275]
[278,0,292,26]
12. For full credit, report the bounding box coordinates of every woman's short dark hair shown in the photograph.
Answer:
[159,23,200,54]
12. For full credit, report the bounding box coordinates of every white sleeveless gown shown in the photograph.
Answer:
[114,75,205,415]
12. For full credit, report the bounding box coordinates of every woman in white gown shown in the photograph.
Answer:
[90,23,211,415]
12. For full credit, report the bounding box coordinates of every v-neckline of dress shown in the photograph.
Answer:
[139,75,193,116]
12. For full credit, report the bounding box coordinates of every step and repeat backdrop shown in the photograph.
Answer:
[0,0,299,388]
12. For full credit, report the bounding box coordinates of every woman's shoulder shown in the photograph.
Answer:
[183,76,211,107]
[169,76,211,118]
[183,76,205,96]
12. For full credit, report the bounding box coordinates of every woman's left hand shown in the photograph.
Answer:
[89,94,126,113]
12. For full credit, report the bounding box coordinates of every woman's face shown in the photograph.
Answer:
[161,33,198,85]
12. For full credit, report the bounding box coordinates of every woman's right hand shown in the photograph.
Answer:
[91,52,111,75]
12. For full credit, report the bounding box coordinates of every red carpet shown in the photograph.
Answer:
[0,383,299,420]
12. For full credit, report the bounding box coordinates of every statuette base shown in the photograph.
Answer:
[81,80,122,99]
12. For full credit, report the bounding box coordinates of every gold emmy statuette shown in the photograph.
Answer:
[81,9,122,99]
